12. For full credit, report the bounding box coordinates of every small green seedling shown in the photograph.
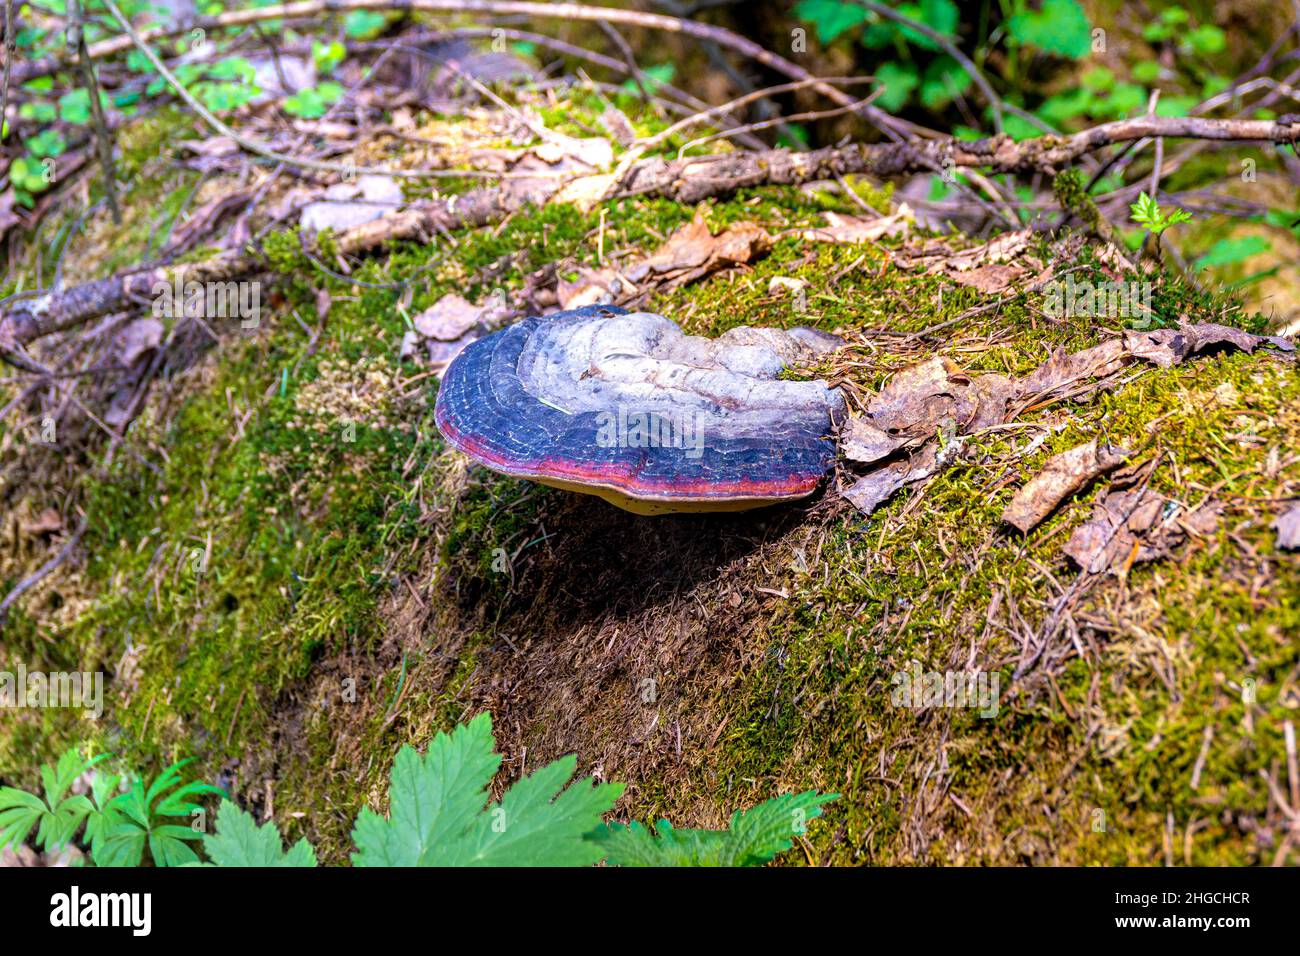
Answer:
[1130,191,1191,237]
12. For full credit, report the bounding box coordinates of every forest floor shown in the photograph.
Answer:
[2,87,1298,866]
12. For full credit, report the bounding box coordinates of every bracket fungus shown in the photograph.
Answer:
[435,305,846,514]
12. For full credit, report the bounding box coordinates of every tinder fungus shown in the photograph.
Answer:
[435,305,846,514]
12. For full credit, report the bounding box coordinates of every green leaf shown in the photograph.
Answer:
[313,40,346,74]
[203,800,317,866]
[873,61,919,113]
[591,791,838,867]
[1263,208,1300,238]
[1131,61,1161,85]
[1092,83,1145,119]
[621,62,675,97]
[283,82,344,119]
[1008,0,1092,59]
[919,56,972,110]
[0,748,107,853]
[19,101,57,123]
[1155,95,1196,118]
[95,758,222,867]
[1081,67,1114,93]
[0,788,45,851]
[1186,24,1225,56]
[1142,21,1172,42]
[351,712,623,866]
[58,89,90,125]
[344,10,386,40]
[1037,88,1092,125]
[25,129,65,159]
[792,0,870,44]
[1195,235,1271,270]
[896,0,959,51]
[1130,191,1191,235]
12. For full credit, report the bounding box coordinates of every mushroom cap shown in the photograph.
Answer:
[434,305,845,514]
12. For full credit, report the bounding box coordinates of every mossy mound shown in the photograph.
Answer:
[1,97,1296,867]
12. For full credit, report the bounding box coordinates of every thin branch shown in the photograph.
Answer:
[70,0,121,223]
[3,114,1298,350]
[0,515,88,625]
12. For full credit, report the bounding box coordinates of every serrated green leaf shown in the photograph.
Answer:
[874,61,918,113]
[591,791,838,867]
[351,712,622,866]
[204,800,317,866]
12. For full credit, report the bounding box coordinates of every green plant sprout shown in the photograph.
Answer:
[1130,191,1192,237]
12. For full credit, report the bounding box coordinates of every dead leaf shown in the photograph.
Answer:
[1275,504,1300,551]
[114,318,163,367]
[166,190,254,256]
[841,417,899,465]
[947,262,1025,294]
[556,267,631,309]
[801,206,912,244]
[896,229,1032,273]
[300,175,403,234]
[1002,440,1130,534]
[1063,489,1219,573]
[624,210,771,286]
[414,293,485,341]
[858,357,1012,454]
[1018,339,1128,400]
[21,508,62,536]
[843,446,937,515]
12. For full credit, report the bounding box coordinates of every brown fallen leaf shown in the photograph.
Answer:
[839,320,1289,520]
[1002,440,1130,534]
[556,267,632,309]
[1275,504,1300,551]
[801,206,912,244]
[896,228,1033,273]
[414,293,487,341]
[843,446,938,516]
[947,262,1026,294]
[300,175,404,234]
[483,135,615,207]
[625,210,771,286]
[21,508,62,537]
[841,416,900,465]
[1018,339,1128,400]
[851,357,1014,458]
[1063,489,1219,573]
[166,190,254,256]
